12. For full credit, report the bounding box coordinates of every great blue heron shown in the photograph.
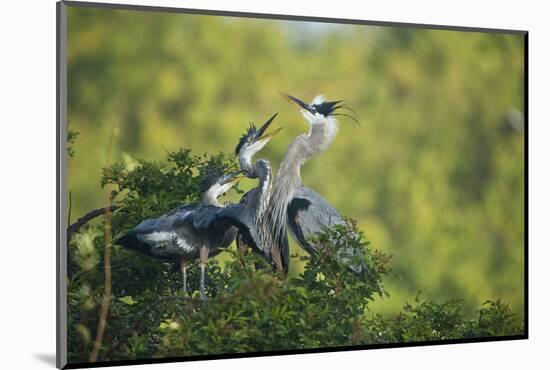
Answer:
[117,170,242,300]
[266,93,366,276]
[220,113,282,264]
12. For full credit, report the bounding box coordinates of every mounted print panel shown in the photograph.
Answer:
[57,1,527,368]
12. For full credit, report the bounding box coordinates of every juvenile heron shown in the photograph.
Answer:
[117,170,242,300]
[266,93,366,276]
[221,113,282,263]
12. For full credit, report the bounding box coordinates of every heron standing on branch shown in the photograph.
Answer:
[266,93,366,276]
[219,114,282,264]
[117,170,243,300]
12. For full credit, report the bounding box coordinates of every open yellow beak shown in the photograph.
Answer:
[257,127,283,142]
[225,174,245,186]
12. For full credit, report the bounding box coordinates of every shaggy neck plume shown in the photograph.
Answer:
[238,150,256,178]
[266,115,339,253]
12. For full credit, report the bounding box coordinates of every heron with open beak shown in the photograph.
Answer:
[117,170,244,300]
[220,113,284,265]
[265,93,366,276]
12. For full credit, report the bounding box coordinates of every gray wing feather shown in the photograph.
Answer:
[288,186,345,249]
[217,204,264,256]
[134,202,200,234]
[119,204,202,258]
[182,206,223,229]
[288,186,366,277]
[132,218,164,235]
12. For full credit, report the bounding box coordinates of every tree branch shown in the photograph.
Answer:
[89,124,117,363]
[67,205,119,241]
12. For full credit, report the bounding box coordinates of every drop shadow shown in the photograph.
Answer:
[34,353,56,367]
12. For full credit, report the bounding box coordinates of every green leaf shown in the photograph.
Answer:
[119,295,137,305]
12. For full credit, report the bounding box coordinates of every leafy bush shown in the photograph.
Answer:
[361,298,522,344]
[66,148,523,364]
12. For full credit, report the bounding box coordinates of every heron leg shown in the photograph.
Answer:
[271,249,285,277]
[237,233,247,254]
[199,246,209,301]
[179,258,188,295]
[237,234,247,265]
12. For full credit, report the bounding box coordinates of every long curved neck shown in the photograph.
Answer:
[238,153,272,217]
[252,159,272,221]
[239,154,256,178]
[274,120,338,196]
[273,136,306,203]
[202,192,221,207]
[266,120,338,252]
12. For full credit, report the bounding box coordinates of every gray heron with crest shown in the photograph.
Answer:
[216,113,282,265]
[117,169,243,300]
[266,93,367,276]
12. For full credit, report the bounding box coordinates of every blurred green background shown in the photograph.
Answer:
[67,7,525,317]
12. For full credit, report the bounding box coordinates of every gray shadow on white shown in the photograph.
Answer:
[34,353,56,367]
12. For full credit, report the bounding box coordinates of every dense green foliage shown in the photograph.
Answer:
[67,148,522,363]
[67,123,79,158]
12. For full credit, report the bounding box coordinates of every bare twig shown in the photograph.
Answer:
[67,205,119,242]
[89,124,117,363]
[68,191,72,227]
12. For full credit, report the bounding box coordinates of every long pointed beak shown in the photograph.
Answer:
[221,172,245,186]
[256,113,278,138]
[257,126,282,142]
[279,92,316,114]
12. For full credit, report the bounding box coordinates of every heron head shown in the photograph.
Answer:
[234,113,282,172]
[200,169,244,199]
[280,93,359,125]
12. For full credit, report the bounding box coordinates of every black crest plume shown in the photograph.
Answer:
[199,168,224,193]
[313,100,359,124]
[281,92,359,124]
[234,113,279,156]
[234,123,258,157]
